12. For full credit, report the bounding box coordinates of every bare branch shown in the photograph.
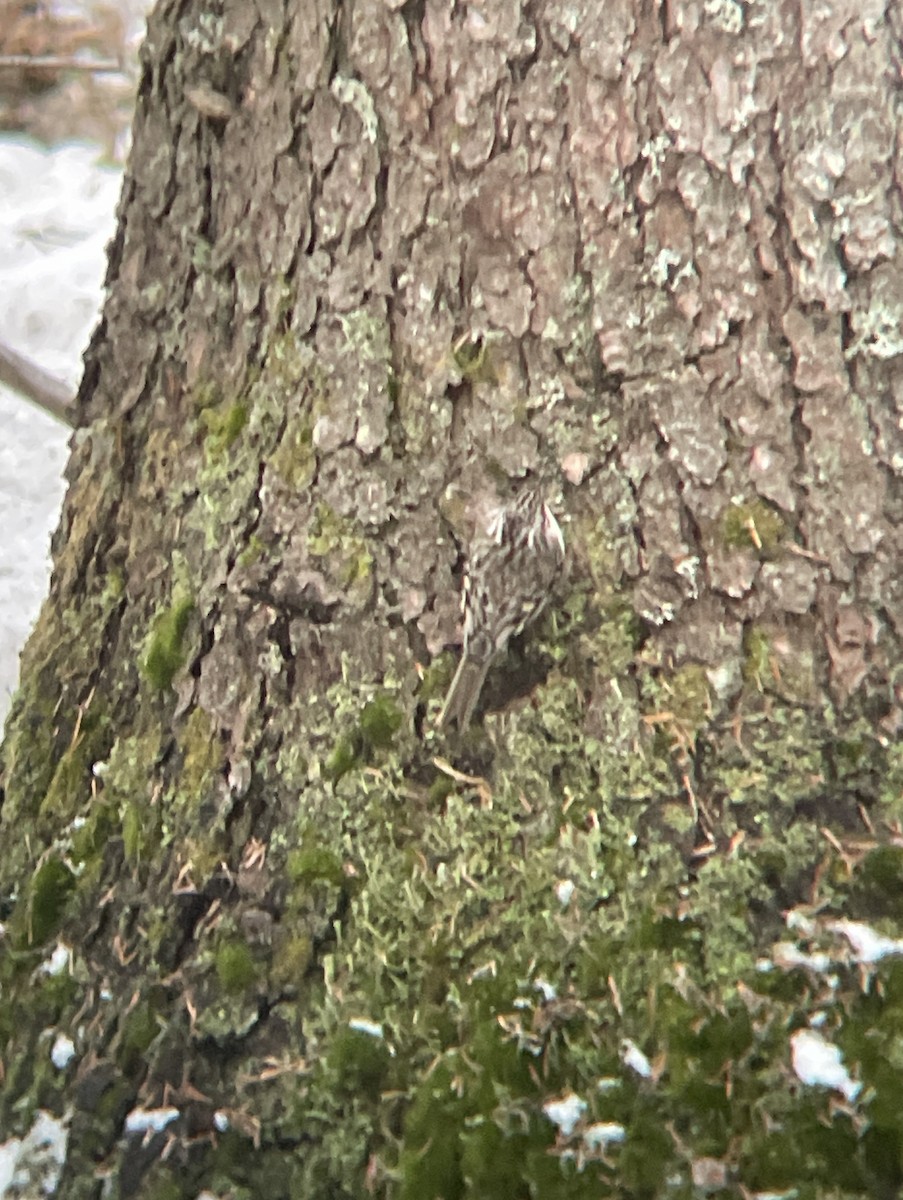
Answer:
[0,339,75,427]
[0,55,121,73]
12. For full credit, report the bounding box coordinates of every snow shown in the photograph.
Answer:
[790,1029,860,1102]
[123,1107,179,1135]
[348,1018,384,1039]
[50,1034,76,1070]
[830,918,903,962]
[770,942,832,973]
[771,911,903,1104]
[40,943,72,977]
[0,1110,68,1196]
[582,1122,625,1149]
[0,135,122,722]
[534,977,557,1002]
[776,909,903,970]
[542,1092,587,1137]
[620,1038,652,1079]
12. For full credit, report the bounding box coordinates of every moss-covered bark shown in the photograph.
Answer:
[3,0,903,1196]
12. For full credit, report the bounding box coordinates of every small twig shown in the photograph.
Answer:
[0,338,75,427]
[0,54,122,73]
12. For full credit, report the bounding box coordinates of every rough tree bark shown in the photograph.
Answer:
[2,0,903,1196]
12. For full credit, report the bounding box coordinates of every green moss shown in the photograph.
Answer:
[200,399,248,457]
[616,1110,674,1193]
[307,504,373,595]
[387,371,400,405]
[136,1170,188,1200]
[834,734,868,774]
[177,706,224,799]
[37,703,110,826]
[324,732,361,783]
[100,729,163,865]
[574,511,620,591]
[216,940,258,995]
[722,498,786,552]
[0,699,57,832]
[461,1121,543,1200]
[850,846,903,921]
[189,374,247,458]
[743,625,772,688]
[86,1075,136,1138]
[141,594,195,690]
[659,799,696,835]
[236,534,265,568]
[397,1022,563,1200]
[70,800,118,866]
[8,375,903,1199]
[270,418,316,490]
[668,663,711,729]
[428,771,456,806]
[210,1134,305,1197]
[451,335,495,383]
[288,844,344,887]
[878,741,903,824]
[398,1059,466,1200]
[25,857,76,946]
[710,708,828,828]
[742,1098,862,1193]
[117,997,162,1072]
[223,404,248,443]
[641,662,711,746]
[191,380,221,411]
[100,568,125,604]
[327,1025,391,1101]
[122,799,161,865]
[419,654,455,705]
[307,504,343,557]
[271,934,313,988]
[574,595,641,678]
[360,696,403,749]
[39,743,92,824]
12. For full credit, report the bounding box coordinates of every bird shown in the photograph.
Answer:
[438,481,565,729]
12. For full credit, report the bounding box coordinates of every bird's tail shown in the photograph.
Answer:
[438,655,491,730]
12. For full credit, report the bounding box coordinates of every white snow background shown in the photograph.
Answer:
[0,135,122,722]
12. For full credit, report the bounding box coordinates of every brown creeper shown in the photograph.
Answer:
[438,482,565,729]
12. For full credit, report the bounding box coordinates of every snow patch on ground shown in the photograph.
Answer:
[0,1110,68,1196]
[791,1028,861,1102]
[0,135,122,721]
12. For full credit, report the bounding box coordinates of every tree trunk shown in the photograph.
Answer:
[2,0,903,1196]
